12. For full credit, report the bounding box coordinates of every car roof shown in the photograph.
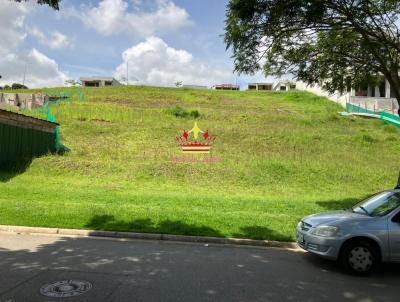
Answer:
[366,189,400,195]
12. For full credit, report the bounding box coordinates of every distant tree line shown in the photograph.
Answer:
[0,83,29,90]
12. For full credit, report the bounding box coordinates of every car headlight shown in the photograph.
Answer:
[311,226,339,237]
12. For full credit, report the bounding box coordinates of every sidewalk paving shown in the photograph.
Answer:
[0,233,399,302]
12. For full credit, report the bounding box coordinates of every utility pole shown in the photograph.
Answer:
[23,62,28,86]
[235,74,239,90]
[126,61,129,86]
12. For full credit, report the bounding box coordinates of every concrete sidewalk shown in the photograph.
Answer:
[0,233,399,302]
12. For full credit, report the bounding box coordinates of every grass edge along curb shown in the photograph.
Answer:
[0,225,299,250]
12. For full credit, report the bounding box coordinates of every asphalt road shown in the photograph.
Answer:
[0,233,399,302]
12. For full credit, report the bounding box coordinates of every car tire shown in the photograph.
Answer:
[341,240,380,276]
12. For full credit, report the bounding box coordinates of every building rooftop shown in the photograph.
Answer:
[80,77,117,82]
[273,81,296,89]
[248,83,274,85]
[182,85,208,88]
[214,84,240,88]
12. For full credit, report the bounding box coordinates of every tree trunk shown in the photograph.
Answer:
[383,71,400,108]
[396,171,400,189]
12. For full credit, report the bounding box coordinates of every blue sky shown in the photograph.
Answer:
[0,0,274,88]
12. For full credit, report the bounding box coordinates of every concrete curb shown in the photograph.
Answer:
[0,225,299,250]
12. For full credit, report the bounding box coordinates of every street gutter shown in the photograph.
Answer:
[0,225,299,250]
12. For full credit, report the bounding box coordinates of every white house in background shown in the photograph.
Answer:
[182,85,209,90]
[213,84,240,91]
[273,81,297,91]
[80,77,121,87]
[247,83,273,91]
[296,79,399,113]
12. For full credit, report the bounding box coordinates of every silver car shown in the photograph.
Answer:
[297,189,400,275]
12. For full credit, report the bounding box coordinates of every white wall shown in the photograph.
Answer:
[295,81,349,108]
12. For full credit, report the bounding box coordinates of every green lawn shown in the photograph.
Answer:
[1,86,399,241]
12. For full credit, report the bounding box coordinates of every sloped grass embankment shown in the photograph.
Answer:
[0,87,399,241]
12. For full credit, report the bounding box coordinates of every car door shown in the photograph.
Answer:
[388,209,400,261]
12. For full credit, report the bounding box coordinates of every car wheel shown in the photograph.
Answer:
[341,240,379,275]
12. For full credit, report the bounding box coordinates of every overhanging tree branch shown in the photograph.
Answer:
[225,0,400,100]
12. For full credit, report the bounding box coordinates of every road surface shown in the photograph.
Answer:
[0,233,399,302]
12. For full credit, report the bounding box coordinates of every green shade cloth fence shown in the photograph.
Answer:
[35,90,85,152]
[0,110,58,167]
[18,90,85,154]
[1,90,83,167]
[346,103,400,128]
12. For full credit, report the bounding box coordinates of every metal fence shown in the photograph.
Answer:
[349,96,399,115]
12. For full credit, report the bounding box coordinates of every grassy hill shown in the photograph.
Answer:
[1,86,399,241]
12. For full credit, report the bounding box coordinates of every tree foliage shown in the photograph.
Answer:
[11,83,29,90]
[225,0,400,99]
[13,0,60,10]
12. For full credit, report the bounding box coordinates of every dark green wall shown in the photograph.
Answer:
[0,122,56,167]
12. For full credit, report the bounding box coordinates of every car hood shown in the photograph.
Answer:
[302,210,366,227]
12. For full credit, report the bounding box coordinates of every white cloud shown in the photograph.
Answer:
[130,0,142,6]
[0,2,67,88]
[0,1,29,56]
[29,27,74,49]
[0,49,68,88]
[71,0,190,36]
[114,37,235,87]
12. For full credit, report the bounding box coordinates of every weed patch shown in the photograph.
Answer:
[166,105,201,118]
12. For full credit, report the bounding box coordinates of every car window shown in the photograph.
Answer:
[353,192,400,217]
[370,194,400,216]
[392,212,400,223]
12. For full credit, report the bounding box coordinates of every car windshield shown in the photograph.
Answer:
[352,192,400,217]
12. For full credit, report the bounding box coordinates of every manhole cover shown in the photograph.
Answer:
[40,280,92,298]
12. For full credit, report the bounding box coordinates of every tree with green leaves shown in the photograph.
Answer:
[225,0,400,100]
[11,83,28,90]
[14,0,60,10]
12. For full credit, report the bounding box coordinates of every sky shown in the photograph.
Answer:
[0,0,276,89]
